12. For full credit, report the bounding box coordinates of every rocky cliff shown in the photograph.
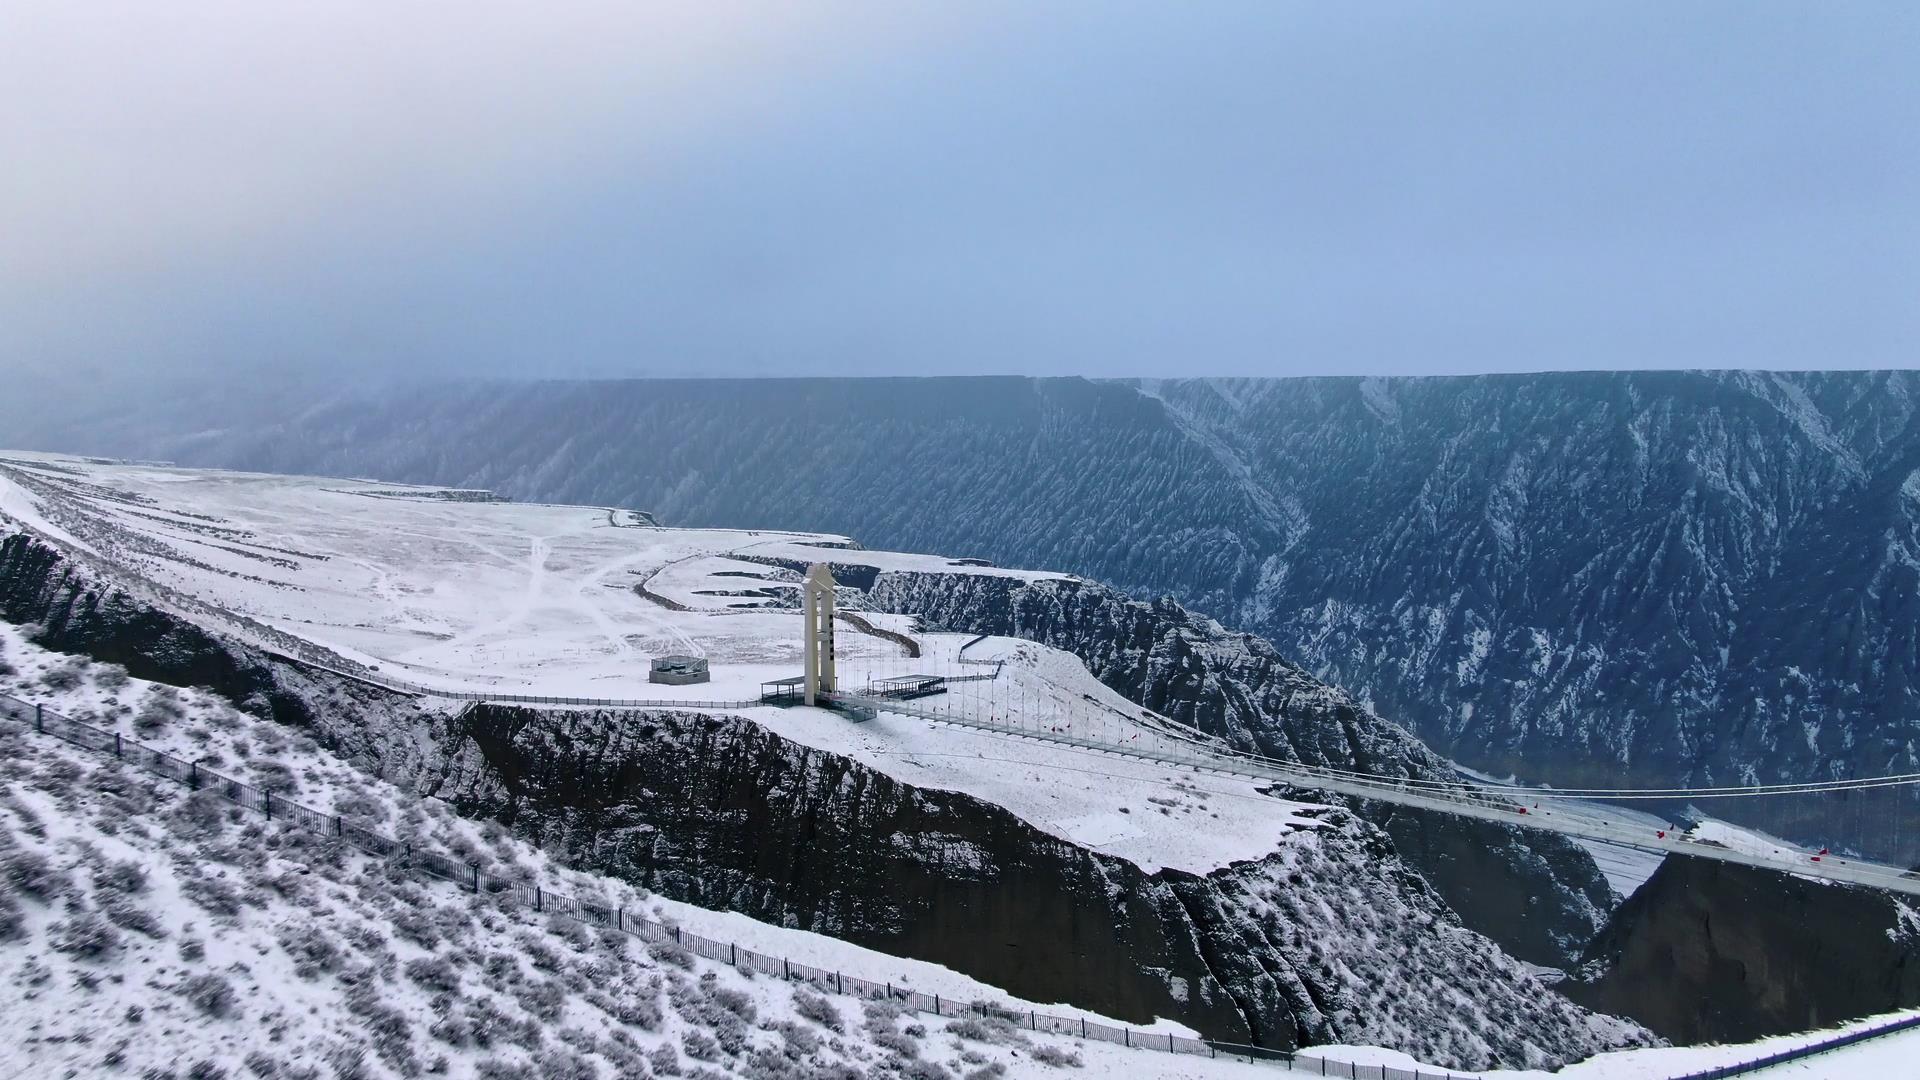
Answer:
[862,568,1617,970]
[1564,857,1920,1044]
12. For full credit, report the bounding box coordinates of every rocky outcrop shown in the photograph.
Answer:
[865,569,1617,969]
[1563,856,1920,1044]
[425,703,1641,1068]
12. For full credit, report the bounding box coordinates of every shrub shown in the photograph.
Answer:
[52,911,123,959]
[1030,1046,1082,1068]
[134,687,184,734]
[95,664,130,691]
[648,936,695,970]
[278,924,343,978]
[681,1029,720,1061]
[0,892,24,941]
[186,1061,230,1080]
[94,858,149,895]
[104,894,167,938]
[404,955,460,994]
[40,659,88,691]
[649,1043,681,1076]
[181,972,239,1017]
[1,849,69,901]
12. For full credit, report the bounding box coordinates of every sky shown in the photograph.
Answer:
[1,2,1916,382]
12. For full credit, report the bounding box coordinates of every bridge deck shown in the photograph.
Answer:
[830,692,1920,899]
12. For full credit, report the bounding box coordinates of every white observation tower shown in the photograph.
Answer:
[802,563,837,705]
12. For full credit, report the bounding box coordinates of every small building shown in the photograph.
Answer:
[649,655,710,685]
[871,674,947,700]
[761,676,808,703]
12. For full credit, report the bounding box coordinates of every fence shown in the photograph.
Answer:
[7,690,1914,1079]
[1664,1011,1920,1079]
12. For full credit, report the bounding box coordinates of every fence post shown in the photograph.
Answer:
[1030,1010,1036,1030]
[934,993,940,1014]
[114,733,122,759]
[1081,1018,1087,1038]
[674,926,681,943]
[788,959,794,980]
[263,790,272,820]
[730,943,737,966]
[473,865,482,893]
[535,887,542,912]
[836,971,843,994]
[1124,1029,1130,1047]
[617,906,623,931]
[189,761,199,790]
[35,703,43,733]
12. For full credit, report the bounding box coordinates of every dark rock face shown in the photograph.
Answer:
[865,569,1616,969]
[428,703,1637,1067]
[1564,857,1920,1044]
[27,372,1919,856]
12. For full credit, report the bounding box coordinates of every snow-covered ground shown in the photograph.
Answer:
[0,452,1058,704]
[0,453,1333,878]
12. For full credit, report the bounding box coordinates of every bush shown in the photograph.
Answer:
[52,911,123,959]
[94,858,149,895]
[95,664,130,691]
[186,1061,229,1080]
[0,892,24,941]
[134,687,185,734]
[2,849,68,901]
[681,1029,720,1061]
[404,955,460,994]
[278,924,343,978]
[181,972,240,1017]
[648,936,695,970]
[104,894,167,938]
[1030,1045,1082,1068]
[40,659,88,692]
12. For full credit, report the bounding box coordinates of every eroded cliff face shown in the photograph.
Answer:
[1563,857,1920,1044]
[864,569,1617,969]
[422,703,1638,1068]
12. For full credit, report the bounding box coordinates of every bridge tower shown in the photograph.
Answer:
[802,563,837,705]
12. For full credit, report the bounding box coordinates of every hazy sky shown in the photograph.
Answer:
[2,3,1915,381]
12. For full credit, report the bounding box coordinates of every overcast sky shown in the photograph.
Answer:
[2,2,1915,382]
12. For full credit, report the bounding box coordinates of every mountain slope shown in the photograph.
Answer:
[25,372,1915,856]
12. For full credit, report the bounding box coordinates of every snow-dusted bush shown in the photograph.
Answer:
[0,890,24,941]
[681,1028,720,1061]
[95,663,131,690]
[133,686,185,734]
[181,972,239,1017]
[278,922,344,978]
[403,954,460,994]
[40,658,88,692]
[94,857,149,895]
[648,935,695,969]
[2,847,69,900]
[104,893,166,938]
[1030,1045,1082,1068]
[793,988,842,1031]
[52,910,123,959]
